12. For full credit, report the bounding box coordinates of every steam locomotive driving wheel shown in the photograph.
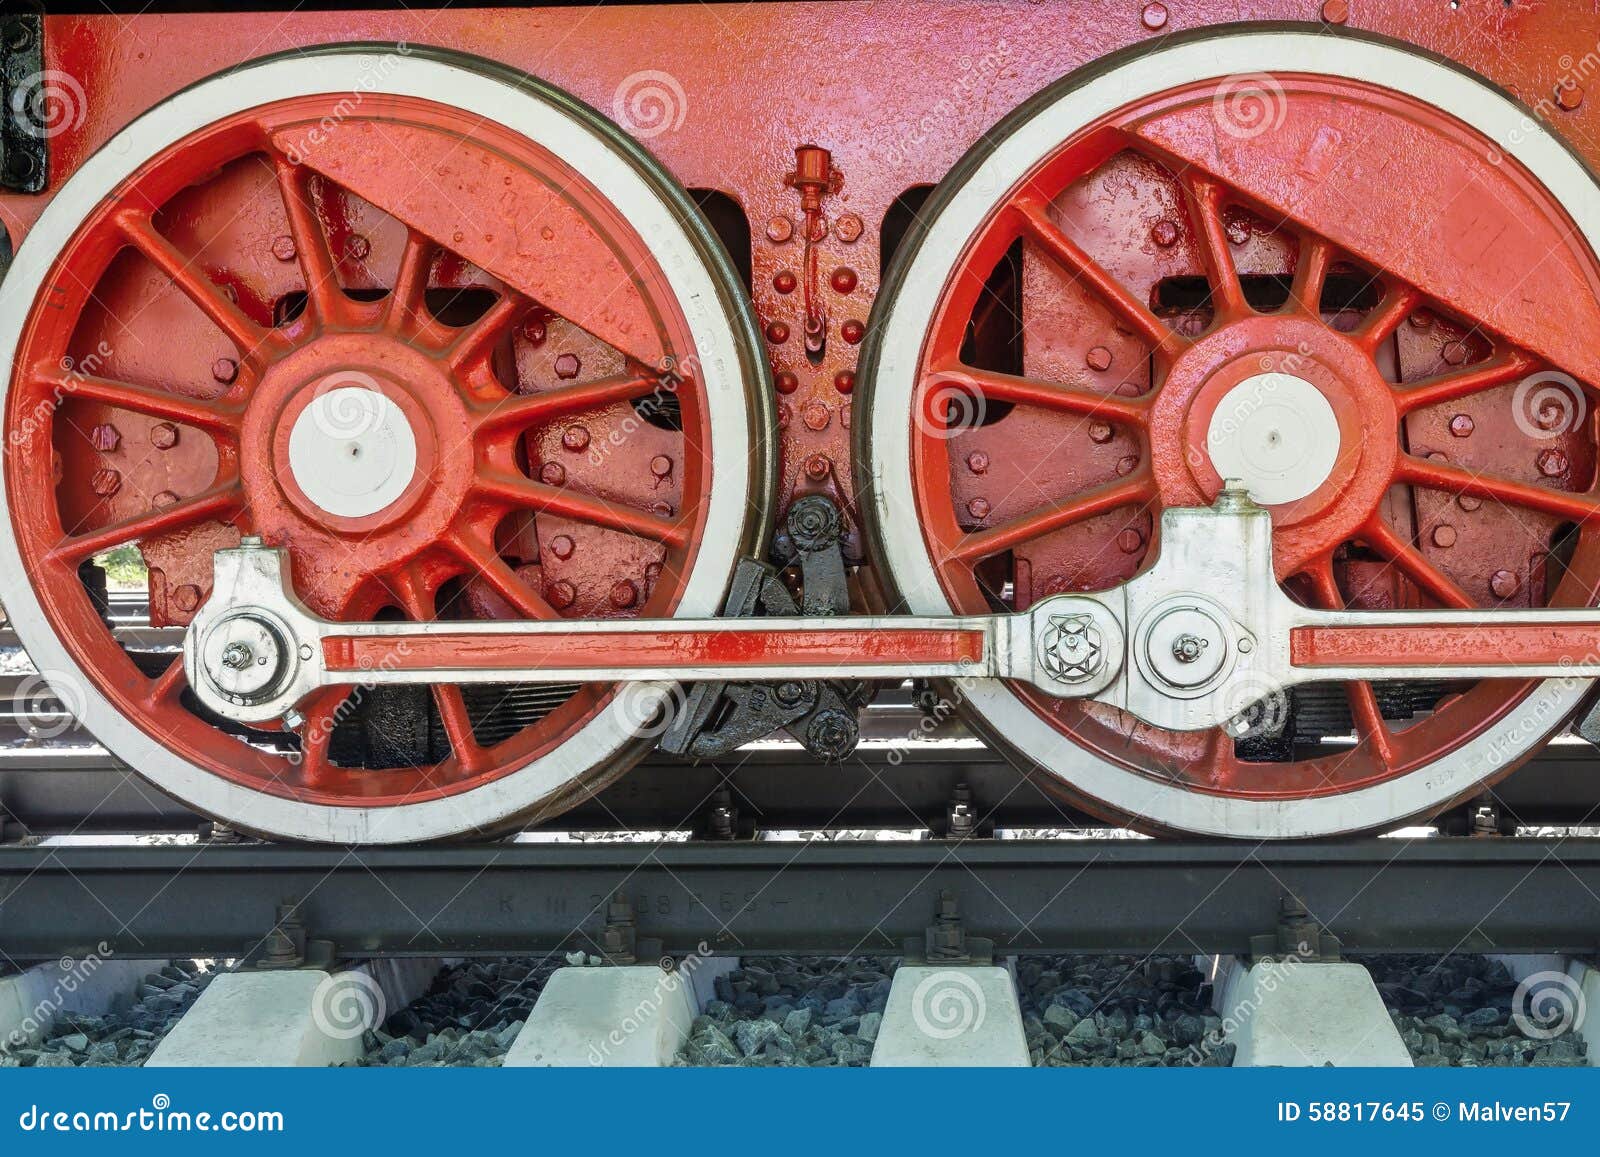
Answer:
[861,31,1600,837]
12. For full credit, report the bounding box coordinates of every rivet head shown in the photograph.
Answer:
[1432,524,1457,548]
[1442,341,1469,366]
[90,467,121,497]
[766,216,794,244]
[562,426,590,452]
[1089,421,1114,444]
[1557,82,1584,112]
[840,319,866,344]
[773,271,798,294]
[553,353,581,380]
[539,461,567,486]
[172,584,202,613]
[835,214,864,243]
[967,497,992,519]
[1458,494,1482,512]
[546,580,576,610]
[650,454,673,478]
[550,534,575,560]
[1321,0,1349,24]
[609,580,637,609]
[833,369,855,395]
[211,357,238,384]
[1116,454,1139,475]
[765,320,790,344]
[967,451,990,474]
[522,316,548,346]
[1117,528,1144,554]
[1490,569,1520,599]
[1086,346,1113,372]
[1151,219,1180,247]
[346,233,371,260]
[775,370,800,395]
[1141,1,1168,30]
[1225,217,1251,246]
[152,490,179,508]
[89,423,120,452]
[1448,414,1474,438]
[830,267,858,294]
[1538,448,1569,477]
[149,422,179,450]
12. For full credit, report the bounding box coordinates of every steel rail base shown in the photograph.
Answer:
[3,837,1600,963]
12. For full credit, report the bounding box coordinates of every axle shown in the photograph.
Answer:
[186,484,1600,734]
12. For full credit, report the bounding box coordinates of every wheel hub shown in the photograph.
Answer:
[286,380,419,520]
[1205,371,1339,506]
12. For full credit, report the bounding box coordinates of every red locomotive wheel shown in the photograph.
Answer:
[861,32,1600,837]
[0,49,772,842]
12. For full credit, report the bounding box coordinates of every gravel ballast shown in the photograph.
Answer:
[0,960,213,1068]
[352,957,564,1067]
[1017,955,1227,1067]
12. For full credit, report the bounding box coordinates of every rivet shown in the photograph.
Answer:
[766,216,794,244]
[562,426,590,452]
[968,497,992,519]
[522,316,548,346]
[833,369,855,395]
[1458,494,1482,512]
[546,580,576,610]
[172,584,201,613]
[802,401,831,431]
[840,319,866,344]
[1089,421,1114,444]
[1141,1,1168,30]
[149,422,178,450]
[1321,0,1349,23]
[539,461,567,486]
[651,500,674,517]
[1490,569,1520,599]
[830,267,858,294]
[346,234,371,261]
[836,214,864,243]
[775,370,800,395]
[1086,346,1113,372]
[650,454,673,478]
[90,468,120,497]
[152,490,179,508]
[89,423,120,452]
[609,580,637,609]
[1151,219,1180,247]
[550,534,575,560]
[554,353,581,379]
[1557,82,1584,112]
[1448,414,1474,437]
[1442,341,1469,366]
[1117,528,1145,554]
[777,402,792,430]
[774,271,798,294]
[766,320,790,344]
[1432,524,1457,548]
[1408,310,1435,329]
[211,357,238,384]
[1225,217,1251,246]
[270,235,297,262]
[1538,447,1569,476]
[967,451,990,474]
[805,454,832,481]
[1116,454,1139,476]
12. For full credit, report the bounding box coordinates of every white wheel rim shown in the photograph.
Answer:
[866,31,1597,838]
[0,50,759,843]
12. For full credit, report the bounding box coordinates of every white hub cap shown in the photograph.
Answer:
[1205,373,1340,506]
[288,384,418,518]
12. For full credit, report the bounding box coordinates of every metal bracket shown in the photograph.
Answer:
[903,890,994,965]
[595,892,661,966]
[1248,896,1341,964]
[0,11,46,194]
[248,902,334,970]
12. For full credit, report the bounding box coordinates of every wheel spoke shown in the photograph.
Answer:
[1012,197,1185,359]
[1180,173,1247,321]
[114,210,272,357]
[273,158,348,327]
[924,362,1149,426]
[1360,516,1475,609]
[143,658,188,710]
[473,373,663,436]
[446,292,526,372]
[1302,557,1396,764]
[1353,284,1423,353]
[48,480,244,565]
[949,471,1156,564]
[475,471,689,548]
[443,532,560,621]
[35,368,242,436]
[1393,348,1539,416]
[1396,453,1600,522]
[384,230,435,334]
[386,564,490,774]
[293,687,349,789]
[1290,234,1334,317]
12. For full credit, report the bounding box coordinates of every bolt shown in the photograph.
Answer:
[549,534,575,560]
[1086,345,1113,372]
[968,497,992,519]
[833,369,855,394]
[1141,1,1168,30]
[766,320,790,344]
[830,267,858,294]
[1151,219,1180,247]
[346,233,371,260]
[773,270,798,294]
[967,451,990,474]
[775,680,806,708]
[766,216,794,243]
[650,454,673,478]
[545,580,576,610]
[89,423,120,452]
[562,425,590,452]
[802,401,831,431]
[1557,82,1584,112]
[172,584,202,613]
[1538,447,1569,477]
[1117,528,1144,554]
[1432,524,1458,548]
[1490,569,1521,599]
[1321,0,1349,23]
[553,353,581,380]
[804,454,832,481]
[1442,340,1469,366]
[220,640,254,670]
[836,213,864,243]
[539,461,566,486]
[1458,494,1482,512]
[775,370,799,395]
[609,580,637,609]
[521,316,547,345]
[1225,217,1251,246]
[1116,454,1139,476]
[1089,421,1114,444]
[211,357,238,384]
[1448,414,1474,437]
[1172,633,1206,663]
[1409,309,1435,329]
[840,319,865,344]
[149,422,179,450]
[271,235,297,262]
[90,468,121,497]
[152,490,179,508]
